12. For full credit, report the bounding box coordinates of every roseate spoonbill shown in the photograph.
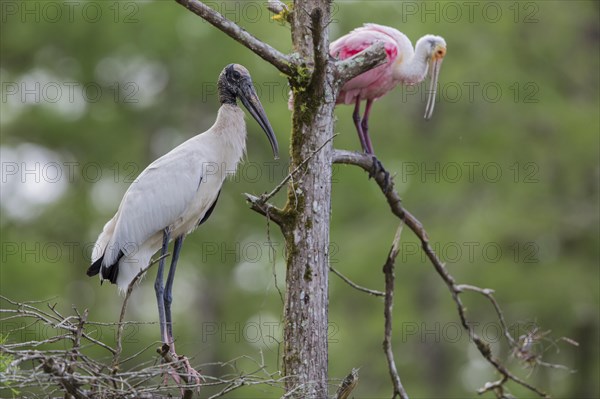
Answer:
[87,64,278,379]
[332,23,447,154]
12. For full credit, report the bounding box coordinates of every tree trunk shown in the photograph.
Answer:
[282,0,334,397]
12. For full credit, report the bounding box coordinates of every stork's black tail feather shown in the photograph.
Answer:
[86,251,124,284]
[87,257,103,277]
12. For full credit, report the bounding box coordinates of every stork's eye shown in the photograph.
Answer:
[231,70,241,80]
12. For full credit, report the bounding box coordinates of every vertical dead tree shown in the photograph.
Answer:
[278,3,334,396]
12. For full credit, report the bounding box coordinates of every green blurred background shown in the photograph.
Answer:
[1,1,598,397]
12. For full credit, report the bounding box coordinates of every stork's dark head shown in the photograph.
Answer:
[218,64,279,159]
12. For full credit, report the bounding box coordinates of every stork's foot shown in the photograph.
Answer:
[368,155,391,193]
[177,353,203,387]
[158,343,203,393]
[162,359,202,388]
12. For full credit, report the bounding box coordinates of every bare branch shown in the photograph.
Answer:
[330,266,384,297]
[382,223,410,399]
[333,149,551,398]
[334,42,388,86]
[174,0,295,76]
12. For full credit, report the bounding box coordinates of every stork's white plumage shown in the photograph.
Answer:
[87,64,279,379]
[90,104,247,290]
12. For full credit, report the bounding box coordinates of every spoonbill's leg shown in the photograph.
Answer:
[352,97,369,153]
[164,235,184,350]
[360,99,390,190]
[154,228,171,345]
[361,99,375,154]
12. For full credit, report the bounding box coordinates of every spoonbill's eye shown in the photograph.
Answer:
[232,70,241,80]
[437,49,444,56]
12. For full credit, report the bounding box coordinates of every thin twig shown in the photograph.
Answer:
[266,212,285,305]
[245,134,339,227]
[330,266,384,297]
[70,308,87,363]
[455,284,515,346]
[264,133,339,203]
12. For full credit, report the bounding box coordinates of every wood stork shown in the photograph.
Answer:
[87,64,279,362]
[332,23,447,154]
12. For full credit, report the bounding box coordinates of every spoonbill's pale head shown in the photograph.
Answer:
[415,35,447,119]
[218,64,279,159]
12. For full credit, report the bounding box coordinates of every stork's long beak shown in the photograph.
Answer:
[424,56,444,120]
[239,81,279,159]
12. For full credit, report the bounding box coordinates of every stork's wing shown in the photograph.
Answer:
[101,147,202,267]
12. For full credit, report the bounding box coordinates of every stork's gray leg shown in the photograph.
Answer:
[156,233,202,388]
[352,97,369,153]
[154,228,171,344]
[164,235,184,348]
